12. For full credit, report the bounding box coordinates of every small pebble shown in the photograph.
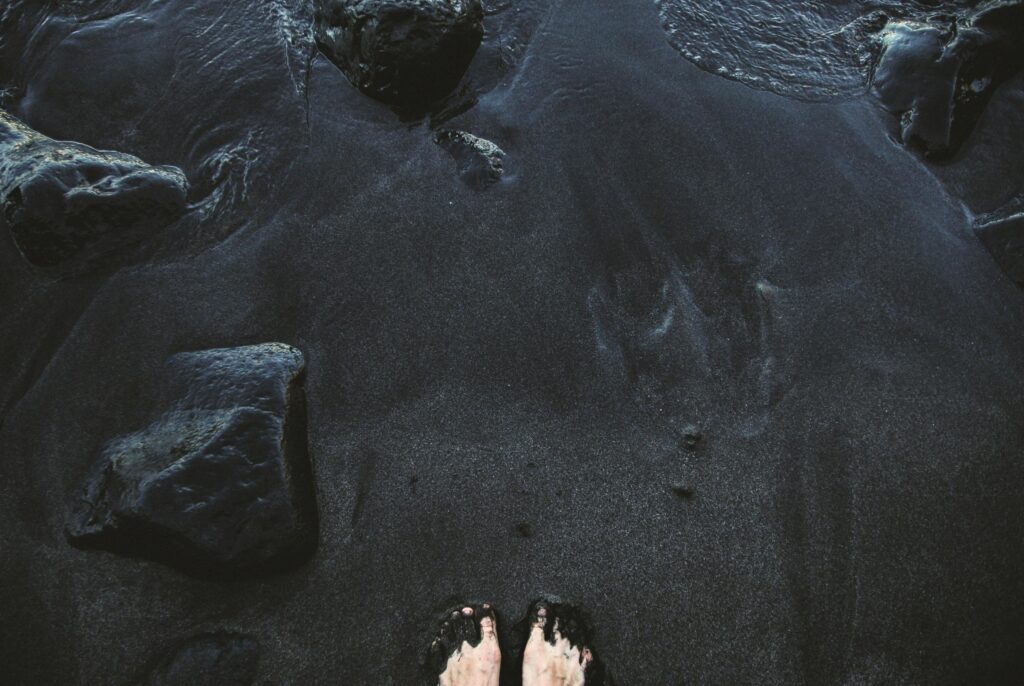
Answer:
[672,484,695,499]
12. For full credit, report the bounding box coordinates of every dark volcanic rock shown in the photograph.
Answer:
[142,633,259,686]
[0,110,188,270]
[434,130,504,188]
[677,424,702,450]
[671,483,695,499]
[870,2,1024,159]
[314,0,483,111]
[66,343,318,578]
[976,204,1024,287]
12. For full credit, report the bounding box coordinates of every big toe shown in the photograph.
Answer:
[428,602,501,675]
[521,599,607,685]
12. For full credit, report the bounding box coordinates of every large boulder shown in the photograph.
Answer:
[314,0,483,111]
[0,110,188,270]
[66,343,318,578]
[870,2,1024,159]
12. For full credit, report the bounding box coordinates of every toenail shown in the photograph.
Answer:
[462,607,474,616]
[537,607,547,617]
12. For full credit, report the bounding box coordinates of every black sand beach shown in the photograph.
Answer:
[1,0,1023,683]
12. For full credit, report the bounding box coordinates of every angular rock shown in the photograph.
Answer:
[976,206,1024,288]
[434,130,504,189]
[141,633,259,686]
[66,343,318,578]
[0,110,188,270]
[870,2,1024,159]
[314,0,483,111]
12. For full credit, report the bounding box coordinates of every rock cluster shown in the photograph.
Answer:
[314,0,484,111]
[0,110,188,270]
[66,343,318,578]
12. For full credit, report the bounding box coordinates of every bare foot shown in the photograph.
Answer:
[521,600,602,686]
[428,603,501,686]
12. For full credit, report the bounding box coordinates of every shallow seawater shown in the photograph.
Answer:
[655,0,979,100]
[0,0,554,248]
[0,0,316,254]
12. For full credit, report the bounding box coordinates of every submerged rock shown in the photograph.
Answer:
[142,633,259,686]
[433,130,504,188]
[66,343,318,578]
[314,0,483,111]
[0,110,188,270]
[870,3,1024,159]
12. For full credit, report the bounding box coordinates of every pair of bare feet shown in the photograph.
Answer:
[428,600,603,686]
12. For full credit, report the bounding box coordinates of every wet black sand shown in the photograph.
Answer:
[2,0,1024,683]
